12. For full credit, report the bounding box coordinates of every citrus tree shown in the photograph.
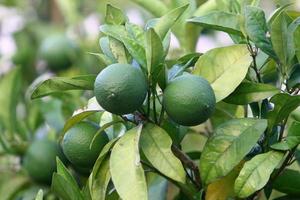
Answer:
[27,1,300,199]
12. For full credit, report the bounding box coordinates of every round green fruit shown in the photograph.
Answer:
[62,121,108,168]
[94,63,147,115]
[39,34,78,71]
[23,139,64,184]
[163,74,216,126]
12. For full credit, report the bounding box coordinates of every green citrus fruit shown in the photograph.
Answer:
[39,34,78,71]
[163,74,216,126]
[94,63,147,115]
[23,139,64,184]
[62,121,109,168]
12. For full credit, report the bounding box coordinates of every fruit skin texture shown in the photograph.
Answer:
[39,34,78,71]
[62,121,109,168]
[23,139,64,184]
[94,63,148,115]
[163,74,216,126]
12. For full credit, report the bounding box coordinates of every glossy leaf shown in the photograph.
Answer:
[244,6,277,59]
[126,22,145,45]
[63,97,104,133]
[210,102,244,127]
[294,22,300,61]
[193,44,252,102]
[224,82,279,105]
[271,12,289,68]
[154,4,189,39]
[52,173,84,200]
[147,173,168,200]
[30,75,96,99]
[145,28,164,80]
[200,118,267,185]
[56,158,80,192]
[267,3,293,27]
[110,125,148,200]
[99,37,117,62]
[267,93,300,131]
[234,151,284,198]
[100,25,146,68]
[287,17,300,63]
[105,4,128,25]
[286,64,300,90]
[188,11,243,36]
[89,138,120,200]
[273,169,300,196]
[140,123,186,183]
[90,157,111,200]
[271,121,300,151]
[109,37,128,64]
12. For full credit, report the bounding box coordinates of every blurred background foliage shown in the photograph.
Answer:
[0,0,299,199]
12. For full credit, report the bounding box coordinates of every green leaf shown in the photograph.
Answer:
[200,118,267,185]
[30,75,96,99]
[110,125,148,200]
[90,120,123,149]
[154,4,189,39]
[100,25,147,69]
[99,37,117,62]
[273,169,300,196]
[147,173,168,200]
[293,21,300,62]
[271,121,300,150]
[224,82,279,105]
[286,17,300,63]
[145,28,164,82]
[105,4,128,25]
[52,173,84,200]
[109,37,128,64]
[244,6,277,59]
[267,93,300,131]
[140,123,186,183]
[267,3,293,27]
[35,189,43,200]
[287,64,300,90]
[234,151,284,198]
[193,44,252,102]
[0,67,21,133]
[187,11,243,36]
[210,102,244,127]
[126,22,145,45]
[271,12,290,69]
[130,0,168,17]
[90,157,111,200]
[56,158,79,190]
[63,97,104,133]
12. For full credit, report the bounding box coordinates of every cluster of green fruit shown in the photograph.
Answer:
[94,63,216,126]
[23,121,109,184]
[23,62,216,184]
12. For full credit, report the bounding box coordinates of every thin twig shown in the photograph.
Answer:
[171,145,201,189]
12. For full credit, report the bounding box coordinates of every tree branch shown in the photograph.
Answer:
[171,145,202,189]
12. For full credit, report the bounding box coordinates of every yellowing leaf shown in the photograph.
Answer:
[206,162,244,200]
